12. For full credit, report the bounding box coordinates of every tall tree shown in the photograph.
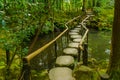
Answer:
[107,0,120,79]
[82,0,87,11]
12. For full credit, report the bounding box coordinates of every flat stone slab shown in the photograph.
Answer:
[69,32,79,35]
[83,20,89,22]
[49,67,75,80]
[63,48,78,56]
[73,38,81,42]
[56,55,74,66]
[74,28,81,30]
[77,25,81,28]
[68,42,79,48]
[70,34,82,39]
[70,30,80,33]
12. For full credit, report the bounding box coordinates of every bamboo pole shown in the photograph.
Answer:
[24,15,82,62]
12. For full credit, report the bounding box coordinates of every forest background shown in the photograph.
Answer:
[0,0,114,80]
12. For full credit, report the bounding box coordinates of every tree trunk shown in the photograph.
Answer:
[28,17,47,53]
[5,49,10,80]
[28,0,50,53]
[107,0,120,79]
[92,0,96,7]
[82,0,87,12]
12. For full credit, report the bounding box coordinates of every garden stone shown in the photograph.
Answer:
[68,42,79,48]
[49,67,75,80]
[63,48,78,57]
[55,55,74,66]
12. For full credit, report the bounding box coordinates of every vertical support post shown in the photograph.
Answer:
[80,24,82,35]
[66,30,69,44]
[61,36,63,50]
[55,41,57,58]
[81,24,84,36]
[87,32,88,44]
[19,58,31,80]
[78,48,81,62]
[65,32,68,47]
[82,43,88,65]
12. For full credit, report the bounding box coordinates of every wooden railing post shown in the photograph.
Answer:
[66,30,69,44]
[78,48,81,62]
[19,58,31,80]
[82,43,88,66]
[54,41,57,58]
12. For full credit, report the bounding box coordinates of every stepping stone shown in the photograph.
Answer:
[68,42,79,48]
[74,28,81,30]
[55,55,74,66]
[49,67,75,80]
[73,38,81,42]
[77,25,81,28]
[69,32,79,35]
[84,20,89,22]
[63,48,78,56]
[70,34,82,39]
[79,23,82,25]
[70,30,79,33]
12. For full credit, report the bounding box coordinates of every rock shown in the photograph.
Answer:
[73,65,101,80]
[55,56,74,66]
[70,30,80,33]
[77,25,81,28]
[69,32,79,35]
[74,28,81,30]
[63,48,78,56]
[68,42,79,48]
[73,38,81,43]
[70,34,82,39]
[49,67,75,80]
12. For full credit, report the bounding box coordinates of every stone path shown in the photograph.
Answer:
[48,15,91,80]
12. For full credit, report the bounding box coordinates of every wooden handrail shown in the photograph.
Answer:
[25,28,68,61]
[79,15,90,50]
[20,14,93,80]
[23,15,81,62]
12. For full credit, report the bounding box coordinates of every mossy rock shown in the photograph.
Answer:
[73,65,101,80]
[31,69,49,80]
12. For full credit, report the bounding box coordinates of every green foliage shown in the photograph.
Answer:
[92,0,114,30]
[0,61,5,69]
[42,21,53,34]
[74,65,101,80]
[109,70,120,80]
[31,69,49,80]
[0,0,84,79]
